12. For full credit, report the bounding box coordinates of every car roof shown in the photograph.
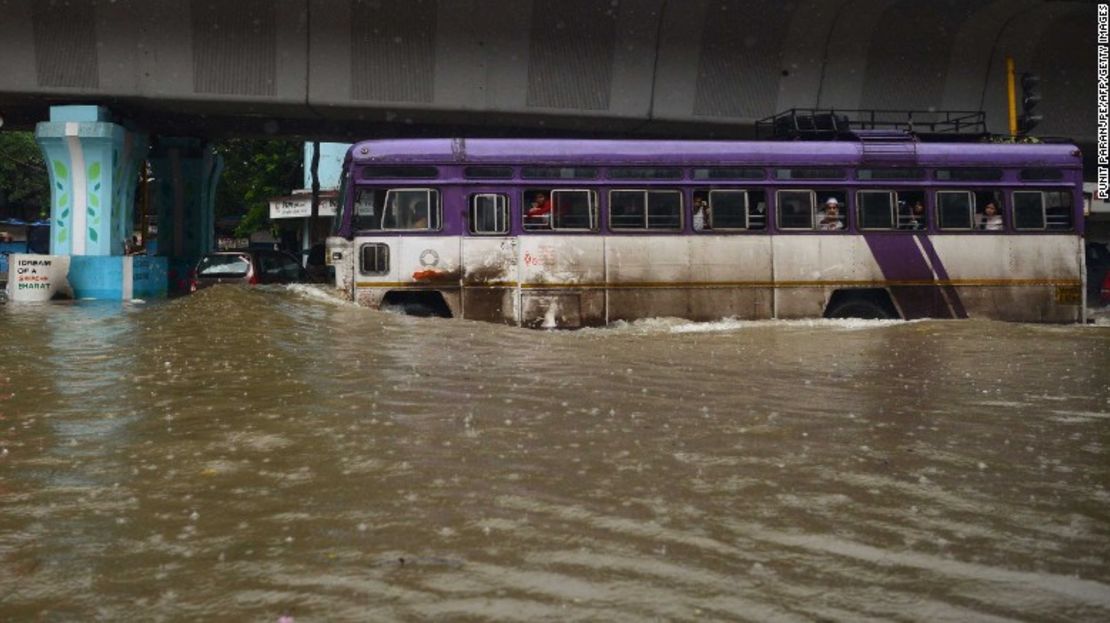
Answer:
[203,249,285,256]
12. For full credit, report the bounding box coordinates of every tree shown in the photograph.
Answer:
[0,134,303,233]
[0,131,50,221]
[212,138,302,237]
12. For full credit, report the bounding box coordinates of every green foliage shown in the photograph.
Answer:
[212,138,302,238]
[0,132,50,218]
[2,133,303,233]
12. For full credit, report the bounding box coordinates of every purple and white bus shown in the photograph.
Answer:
[325,138,1086,328]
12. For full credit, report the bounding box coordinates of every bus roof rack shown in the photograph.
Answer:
[756,109,989,142]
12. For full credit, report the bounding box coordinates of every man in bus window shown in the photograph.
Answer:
[978,201,1003,230]
[412,199,429,229]
[819,197,844,230]
[693,193,710,230]
[901,200,926,230]
[750,197,767,228]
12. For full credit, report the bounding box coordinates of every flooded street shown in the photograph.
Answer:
[1,287,1108,621]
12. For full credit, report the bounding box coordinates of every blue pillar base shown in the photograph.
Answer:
[68,256,168,300]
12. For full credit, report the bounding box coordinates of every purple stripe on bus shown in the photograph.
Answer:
[862,234,950,319]
[915,234,969,319]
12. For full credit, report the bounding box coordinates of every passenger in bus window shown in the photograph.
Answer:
[818,197,844,231]
[692,193,710,230]
[527,192,551,217]
[412,200,429,229]
[978,201,1003,231]
[525,191,553,228]
[750,197,767,229]
[901,200,926,230]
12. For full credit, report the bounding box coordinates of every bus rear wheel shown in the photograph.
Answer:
[381,291,453,318]
[824,290,899,320]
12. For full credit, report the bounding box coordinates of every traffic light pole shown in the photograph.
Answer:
[1006,56,1018,137]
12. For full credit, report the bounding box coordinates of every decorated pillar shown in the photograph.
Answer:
[149,138,224,261]
[35,105,148,256]
[24,106,165,300]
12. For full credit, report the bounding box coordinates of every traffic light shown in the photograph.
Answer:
[1018,72,1042,134]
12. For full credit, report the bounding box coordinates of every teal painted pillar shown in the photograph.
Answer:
[35,106,149,256]
[149,138,223,260]
[302,142,350,190]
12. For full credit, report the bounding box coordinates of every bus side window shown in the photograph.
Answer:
[354,188,386,231]
[610,190,647,229]
[895,190,927,230]
[646,190,682,229]
[709,190,748,229]
[611,190,682,230]
[1045,191,1074,230]
[1013,191,1046,230]
[857,190,894,230]
[748,191,767,230]
[551,189,597,231]
[777,190,813,230]
[470,193,509,234]
[382,188,439,230]
[937,191,973,230]
[814,191,846,231]
[1014,190,1074,231]
[973,191,1004,231]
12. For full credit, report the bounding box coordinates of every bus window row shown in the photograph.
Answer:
[362,164,1069,183]
[351,187,1074,234]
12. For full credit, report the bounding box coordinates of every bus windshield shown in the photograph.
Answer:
[332,170,350,235]
[353,188,440,231]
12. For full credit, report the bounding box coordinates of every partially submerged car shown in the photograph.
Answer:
[191,250,310,291]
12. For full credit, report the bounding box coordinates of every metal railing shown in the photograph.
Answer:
[755,109,988,141]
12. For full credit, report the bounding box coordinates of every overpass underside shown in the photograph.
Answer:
[0,0,1096,145]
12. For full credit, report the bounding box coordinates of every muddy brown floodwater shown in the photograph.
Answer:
[1,285,1109,621]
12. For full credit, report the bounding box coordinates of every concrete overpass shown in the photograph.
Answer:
[0,0,1096,143]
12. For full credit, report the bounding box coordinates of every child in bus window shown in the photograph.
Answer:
[979,201,1003,231]
[818,197,844,231]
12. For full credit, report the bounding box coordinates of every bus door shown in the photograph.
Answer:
[350,187,407,307]
[389,187,461,315]
[353,235,398,307]
[517,188,605,328]
[461,190,519,324]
